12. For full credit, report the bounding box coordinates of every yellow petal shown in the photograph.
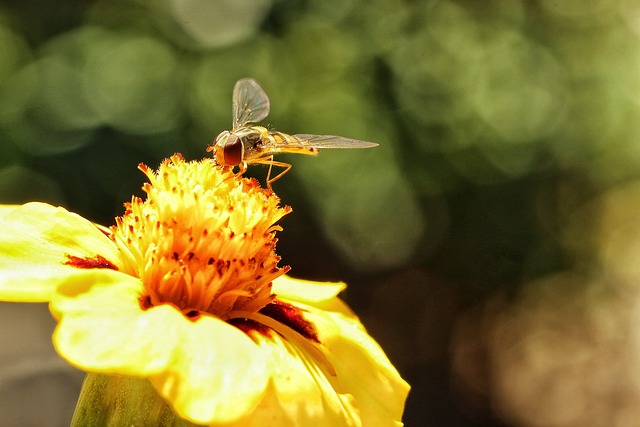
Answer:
[0,204,20,220]
[51,271,269,425]
[278,297,409,427]
[52,272,175,374]
[0,202,121,302]
[274,276,408,425]
[233,331,361,427]
[273,275,346,303]
[150,315,270,425]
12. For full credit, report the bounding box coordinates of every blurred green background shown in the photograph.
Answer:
[3,0,640,425]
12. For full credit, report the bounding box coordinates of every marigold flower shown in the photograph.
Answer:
[0,154,409,425]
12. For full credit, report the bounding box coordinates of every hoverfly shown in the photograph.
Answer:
[207,78,378,188]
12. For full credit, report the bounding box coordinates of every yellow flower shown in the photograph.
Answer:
[0,154,409,426]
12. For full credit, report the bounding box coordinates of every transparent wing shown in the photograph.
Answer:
[291,134,379,149]
[242,132,379,162]
[233,78,271,128]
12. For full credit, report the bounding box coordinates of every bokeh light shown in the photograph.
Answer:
[168,0,272,48]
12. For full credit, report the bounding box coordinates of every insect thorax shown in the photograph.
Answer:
[234,126,266,150]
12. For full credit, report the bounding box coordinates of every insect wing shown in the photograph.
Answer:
[291,134,379,149]
[233,78,271,128]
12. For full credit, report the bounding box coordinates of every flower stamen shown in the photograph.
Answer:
[110,154,291,320]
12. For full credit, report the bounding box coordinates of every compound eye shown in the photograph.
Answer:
[222,134,243,166]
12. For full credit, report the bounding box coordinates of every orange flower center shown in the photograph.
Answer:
[110,154,290,320]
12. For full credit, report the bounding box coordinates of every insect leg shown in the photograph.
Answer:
[252,156,292,190]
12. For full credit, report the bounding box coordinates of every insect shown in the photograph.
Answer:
[207,78,378,188]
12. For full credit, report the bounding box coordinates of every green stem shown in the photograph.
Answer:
[71,373,203,427]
